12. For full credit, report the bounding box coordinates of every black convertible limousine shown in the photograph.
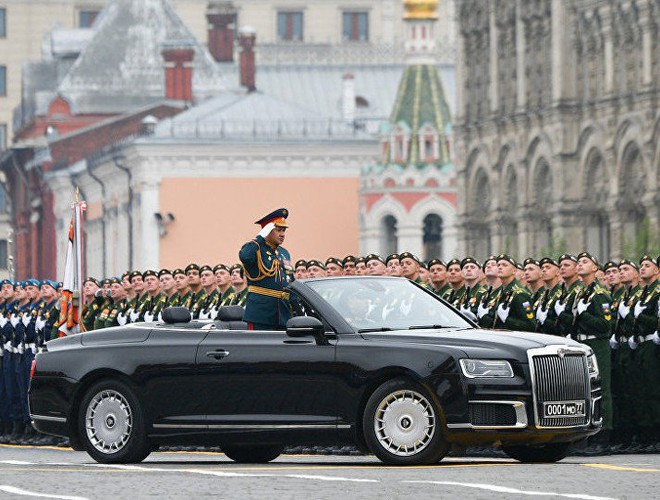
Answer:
[29,277,602,465]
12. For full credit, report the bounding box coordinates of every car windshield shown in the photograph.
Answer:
[305,277,472,332]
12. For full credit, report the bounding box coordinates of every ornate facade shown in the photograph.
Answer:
[454,0,660,261]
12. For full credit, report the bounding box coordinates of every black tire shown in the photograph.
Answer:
[502,442,571,463]
[78,379,151,464]
[222,444,284,463]
[362,378,449,465]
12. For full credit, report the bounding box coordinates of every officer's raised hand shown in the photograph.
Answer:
[258,222,276,238]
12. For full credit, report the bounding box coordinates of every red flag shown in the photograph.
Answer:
[58,196,85,336]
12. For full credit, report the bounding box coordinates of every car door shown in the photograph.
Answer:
[195,327,338,429]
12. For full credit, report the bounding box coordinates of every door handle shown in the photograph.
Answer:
[206,349,230,360]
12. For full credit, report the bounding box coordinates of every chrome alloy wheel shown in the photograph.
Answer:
[374,389,436,457]
[85,389,133,454]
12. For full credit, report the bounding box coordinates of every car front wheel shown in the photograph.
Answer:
[502,442,571,463]
[78,379,151,464]
[362,378,449,465]
[222,444,284,463]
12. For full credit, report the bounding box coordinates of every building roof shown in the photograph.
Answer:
[57,0,223,113]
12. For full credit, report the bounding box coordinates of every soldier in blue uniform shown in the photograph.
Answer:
[0,279,15,440]
[239,208,292,330]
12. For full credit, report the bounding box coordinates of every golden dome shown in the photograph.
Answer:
[403,0,439,20]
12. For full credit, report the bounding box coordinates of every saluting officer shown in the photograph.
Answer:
[239,208,293,330]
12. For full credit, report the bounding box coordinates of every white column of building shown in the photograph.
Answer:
[551,0,565,102]
[602,5,614,93]
[138,180,161,270]
[397,222,424,257]
[515,0,526,108]
[489,3,498,112]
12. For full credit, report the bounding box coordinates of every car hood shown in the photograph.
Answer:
[361,328,588,362]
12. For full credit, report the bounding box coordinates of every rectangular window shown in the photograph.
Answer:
[79,10,99,28]
[0,240,7,270]
[277,11,303,41]
[0,66,6,96]
[0,123,6,151]
[0,8,6,38]
[342,12,368,42]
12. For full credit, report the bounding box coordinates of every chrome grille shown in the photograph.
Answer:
[531,351,590,428]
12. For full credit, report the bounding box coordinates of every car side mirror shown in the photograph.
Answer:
[286,316,328,345]
[161,307,191,324]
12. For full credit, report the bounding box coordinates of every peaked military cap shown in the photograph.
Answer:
[523,258,540,268]
[213,264,229,273]
[128,270,143,281]
[399,252,421,264]
[199,265,213,274]
[325,257,342,267]
[385,253,400,264]
[639,255,658,267]
[618,259,638,270]
[158,269,173,278]
[427,259,446,269]
[558,254,578,264]
[306,259,326,270]
[142,270,158,279]
[185,263,200,274]
[446,258,461,268]
[365,254,384,264]
[294,259,308,269]
[460,256,481,269]
[172,268,186,277]
[496,254,517,267]
[255,208,289,228]
[539,257,559,268]
[577,251,599,267]
[342,255,357,266]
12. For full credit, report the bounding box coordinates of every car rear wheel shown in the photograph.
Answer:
[222,444,284,463]
[78,379,150,464]
[502,442,571,463]
[362,378,449,465]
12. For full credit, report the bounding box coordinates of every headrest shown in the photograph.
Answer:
[216,305,245,322]
[161,307,191,324]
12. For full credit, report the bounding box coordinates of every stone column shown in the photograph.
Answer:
[515,0,526,108]
[489,2,498,113]
[138,180,161,271]
[601,5,614,94]
[397,222,424,257]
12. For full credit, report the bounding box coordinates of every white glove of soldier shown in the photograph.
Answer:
[209,307,219,320]
[143,311,154,323]
[477,302,490,319]
[627,335,638,350]
[198,309,210,320]
[536,306,548,325]
[117,313,127,326]
[576,299,590,316]
[618,302,630,319]
[35,316,46,332]
[22,314,31,327]
[609,334,618,350]
[0,316,7,328]
[633,302,646,318]
[3,341,11,351]
[129,310,140,322]
[554,301,566,316]
[10,314,20,327]
[459,304,472,317]
[157,312,163,323]
[496,303,510,324]
[652,331,660,346]
[257,222,276,239]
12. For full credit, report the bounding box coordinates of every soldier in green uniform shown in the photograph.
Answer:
[479,254,535,331]
[185,264,206,318]
[342,256,357,276]
[535,257,563,334]
[325,258,344,277]
[428,259,450,299]
[239,208,293,330]
[523,258,545,307]
[306,260,327,278]
[604,261,625,313]
[476,256,502,326]
[355,257,367,276]
[385,253,403,277]
[456,257,486,320]
[140,270,166,322]
[446,258,466,307]
[171,268,195,309]
[158,269,177,311]
[571,252,614,448]
[399,252,431,289]
[214,264,235,307]
[293,260,308,280]
[229,264,248,307]
[125,271,149,323]
[365,254,386,276]
[103,278,130,328]
[81,277,103,332]
[197,265,220,319]
[550,254,585,337]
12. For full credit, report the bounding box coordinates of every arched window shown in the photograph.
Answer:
[382,215,398,255]
[423,214,443,261]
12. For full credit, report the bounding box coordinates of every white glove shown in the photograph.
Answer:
[652,331,660,346]
[22,314,31,327]
[143,312,154,323]
[0,316,7,328]
[477,303,490,319]
[3,341,11,351]
[536,307,548,325]
[209,307,219,320]
[35,317,46,331]
[198,309,210,320]
[117,313,127,326]
[258,222,276,238]
[157,312,163,323]
[10,315,20,327]
[609,334,618,350]
[129,309,140,322]
[618,302,630,319]
[628,335,638,350]
[496,303,510,324]
[633,302,646,318]
[576,299,590,316]
[460,304,472,316]
[554,301,566,316]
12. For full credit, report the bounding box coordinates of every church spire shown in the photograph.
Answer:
[403,0,439,64]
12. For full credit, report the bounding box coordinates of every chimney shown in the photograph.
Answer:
[238,26,257,92]
[206,1,237,62]
[161,40,196,102]
[342,73,356,123]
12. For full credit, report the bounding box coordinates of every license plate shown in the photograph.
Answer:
[543,400,585,418]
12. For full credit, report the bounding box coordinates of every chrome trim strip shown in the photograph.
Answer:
[446,400,527,430]
[30,414,67,423]
[153,424,350,430]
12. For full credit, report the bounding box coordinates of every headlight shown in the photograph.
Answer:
[587,353,599,375]
[459,359,514,378]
